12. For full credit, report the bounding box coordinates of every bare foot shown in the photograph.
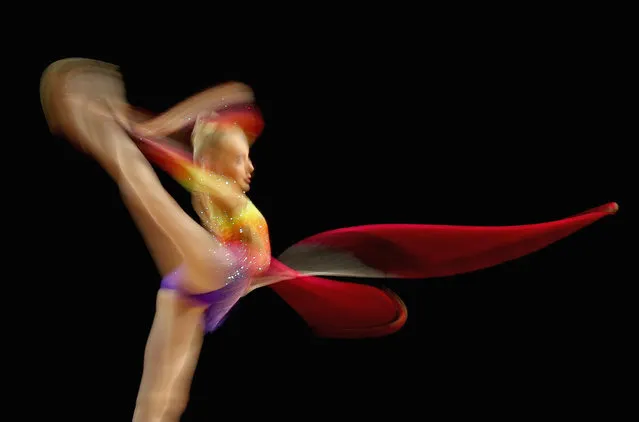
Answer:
[40,58,127,155]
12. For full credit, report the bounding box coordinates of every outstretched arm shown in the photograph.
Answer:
[133,82,255,136]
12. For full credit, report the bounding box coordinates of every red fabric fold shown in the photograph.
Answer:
[266,203,617,338]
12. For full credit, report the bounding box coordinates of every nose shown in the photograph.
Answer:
[247,159,254,174]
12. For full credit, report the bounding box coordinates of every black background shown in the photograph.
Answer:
[20,15,630,421]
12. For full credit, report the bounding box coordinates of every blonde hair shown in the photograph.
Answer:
[191,117,246,163]
[191,118,222,162]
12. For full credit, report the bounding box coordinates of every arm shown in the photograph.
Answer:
[133,82,255,136]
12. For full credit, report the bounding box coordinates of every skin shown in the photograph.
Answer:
[40,59,257,422]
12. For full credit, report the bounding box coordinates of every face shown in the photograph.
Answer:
[202,127,254,192]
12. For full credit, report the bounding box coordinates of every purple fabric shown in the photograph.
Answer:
[160,265,250,333]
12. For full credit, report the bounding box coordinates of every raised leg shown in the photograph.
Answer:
[41,58,232,291]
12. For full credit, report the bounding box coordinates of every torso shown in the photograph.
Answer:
[194,193,271,276]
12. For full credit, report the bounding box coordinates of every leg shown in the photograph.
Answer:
[41,59,231,291]
[133,290,206,422]
[40,60,222,421]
